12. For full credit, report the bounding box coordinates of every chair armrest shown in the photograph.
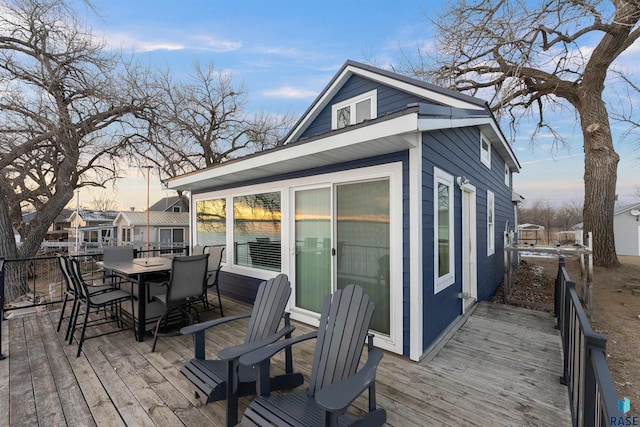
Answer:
[315,347,384,412]
[239,331,318,367]
[180,313,252,335]
[217,324,295,361]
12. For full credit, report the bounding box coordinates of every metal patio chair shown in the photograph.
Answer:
[150,254,210,352]
[239,284,386,427]
[56,255,115,342]
[179,273,304,427]
[202,246,225,316]
[66,257,135,357]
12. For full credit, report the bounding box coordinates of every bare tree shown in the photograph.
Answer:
[128,62,294,205]
[0,0,153,299]
[89,193,119,211]
[398,0,639,267]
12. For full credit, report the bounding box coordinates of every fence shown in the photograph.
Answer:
[555,257,621,427]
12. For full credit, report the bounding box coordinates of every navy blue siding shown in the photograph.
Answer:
[421,127,515,350]
[299,75,428,140]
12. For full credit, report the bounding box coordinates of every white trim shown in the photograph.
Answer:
[461,182,477,314]
[331,89,377,129]
[487,190,495,256]
[480,132,491,169]
[434,167,455,293]
[409,135,423,361]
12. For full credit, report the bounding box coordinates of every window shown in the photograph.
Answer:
[195,198,227,261]
[121,227,132,243]
[480,133,491,168]
[434,167,455,292]
[504,163,510,187]
[331,90,377,129]
[487,190,495,255]
[172,206,181,212]
[234,192,281,271]
[159,228,184,246]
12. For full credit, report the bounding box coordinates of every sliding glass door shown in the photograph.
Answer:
[336,180,390,335]
[294,187,331,313]
[293,179,391,335]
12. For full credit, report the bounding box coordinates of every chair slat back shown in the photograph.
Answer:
[167,254,209,304]
[67,258,89,300]
[244,274,291,344]
[192,245,205,255]
[307,284,374,397]
[103,246,134,263]
[58,256,74,294]
[205,246,224,270]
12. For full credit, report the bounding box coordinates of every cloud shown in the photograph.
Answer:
[262,86,318,99]
[520,153,583,165]
[191,35,242,52]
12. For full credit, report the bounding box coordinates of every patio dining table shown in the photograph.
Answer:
[97,256,173,342]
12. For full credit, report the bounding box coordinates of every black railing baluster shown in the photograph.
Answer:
[1,257,5,360]
[555,258,622,426]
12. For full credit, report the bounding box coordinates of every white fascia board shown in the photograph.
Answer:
[169,113,419,191]
[352,67,485,111]
[418,116,521,172]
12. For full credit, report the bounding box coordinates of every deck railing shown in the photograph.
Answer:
[0,247,188,357]
[555,257,621,427]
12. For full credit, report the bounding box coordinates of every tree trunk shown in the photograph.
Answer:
[580,96,620,267]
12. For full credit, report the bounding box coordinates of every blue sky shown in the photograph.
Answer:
[74,0,639,210]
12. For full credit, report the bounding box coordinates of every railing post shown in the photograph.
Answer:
[554,256,565,325]
[0,257,5,360]
[584,333,608,427]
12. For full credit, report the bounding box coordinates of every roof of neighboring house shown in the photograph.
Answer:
[113,211,190,227]
[167,60,520,193]
[518,223,545,230]
[148,196,189,212]
[614,202,640,216]
[70,210,119,223]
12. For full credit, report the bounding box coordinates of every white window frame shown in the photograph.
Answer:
[434,167,455,293]
[504,163,510,187]
[480,133,491,168]
[487,190,495,256]
[331,89,377,129]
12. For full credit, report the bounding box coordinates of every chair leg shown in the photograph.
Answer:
[226,359,239,427]
[215,285,224,317]
[76,305,91,357]
[56,293,70,332]
[67,299,82,344]
[151,312,169,353]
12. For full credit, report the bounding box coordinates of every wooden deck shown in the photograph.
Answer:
[0,298,571,426]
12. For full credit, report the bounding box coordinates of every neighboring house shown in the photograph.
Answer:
[149,195,189,213]
[113,211,190,251]
[68,210,119,249]
[613,202,640,256]
[167,60,521,360]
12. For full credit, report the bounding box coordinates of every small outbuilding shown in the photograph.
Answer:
[614,202,640,256]
[167,60,521,360]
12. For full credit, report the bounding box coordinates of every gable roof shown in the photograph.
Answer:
[284,60,487,145]
[614,202,640,216]
[167,60,520,192]
[148,195,189,212]
[114,211,190,227]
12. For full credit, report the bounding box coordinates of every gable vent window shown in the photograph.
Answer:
[331,89,377,130]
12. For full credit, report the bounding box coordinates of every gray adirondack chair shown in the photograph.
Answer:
[179,273,304,427]
[239,284,386,427]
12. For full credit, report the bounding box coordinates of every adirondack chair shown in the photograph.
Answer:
[239,284,386,427]
[179,273,304,426]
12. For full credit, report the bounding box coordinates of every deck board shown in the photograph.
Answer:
[1,298,571,426]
